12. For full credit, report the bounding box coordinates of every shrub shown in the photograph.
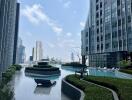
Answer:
[119,69,132,75]
[12,64,22,70]
[66,75,113,100]
[117,60,132,68]
[0,86,14,100]
[0,65,20,100]
[84,76,132,100]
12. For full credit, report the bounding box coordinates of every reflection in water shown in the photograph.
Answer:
[11,66,72,100]
[34,79,56,87]
[34,80,56,95]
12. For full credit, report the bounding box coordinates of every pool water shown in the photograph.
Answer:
[11,65,132,100]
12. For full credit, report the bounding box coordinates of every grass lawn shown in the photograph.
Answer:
[84,76,132,100]
[119,69,132,75]
[66,75,113,100]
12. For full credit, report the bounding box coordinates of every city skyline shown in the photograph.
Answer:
[18,0,89,61]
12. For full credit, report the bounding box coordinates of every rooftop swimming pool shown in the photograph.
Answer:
[10,65,132,100]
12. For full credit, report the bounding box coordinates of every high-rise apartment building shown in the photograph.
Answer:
[0,0,19,78]
[33,41,43,61]
[81,0,132,67]
[13,3,20,64]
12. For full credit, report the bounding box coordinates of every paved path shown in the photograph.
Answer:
[81,79,119,100]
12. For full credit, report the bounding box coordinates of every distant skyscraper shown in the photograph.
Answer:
[33,41,43,61]
[32,47,36,61]
[0,0,19,77]
[71,52,74,62]
[16,38,26,64]
[81,0,132,67]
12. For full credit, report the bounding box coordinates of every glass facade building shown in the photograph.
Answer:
[13,3,20,65]
[82,0,132,67]
[0,0,19,80]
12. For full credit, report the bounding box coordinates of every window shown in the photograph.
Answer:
[86,47,88,51]
[100,2,102,8]
[118,29,121,37]
[128,38,132,45]
[112,41,118,48]
[118,19,121,26]
[97,45,100,51]
[105,33,111,40]
[112,31,117,38]
[85,39,88,44]
[100,18,102,24]
[101,35,103,41]
[100,10,102,16]
[105,43,110,49]
[119,40,122,47]
[96,5,99,11]
[117,0,120,6]
[123,39,126,46]
[96,20,99,26]
[96,0,99,3]
[96,12,99,18]
[112,21,117,28]
[101,44,103,50]
[122,18,125,25]
[97,28,99,34]
[100,26,103,32]
[86,32,88,37]
[127,26,131,34]
[128,16,131,23]
[118,9,120,16]
[97,36,99,42]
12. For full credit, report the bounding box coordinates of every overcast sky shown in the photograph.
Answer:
[18,0,89,62]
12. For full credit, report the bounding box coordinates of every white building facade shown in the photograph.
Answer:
[33,41,43,61]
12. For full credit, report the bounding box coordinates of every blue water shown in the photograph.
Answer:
[62,67,132,79]
[10,65,132,100]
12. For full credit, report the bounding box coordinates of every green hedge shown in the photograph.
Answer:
[84,76,132,100]
[2,65,22,85]
[66,75,113,100]
[0,64,22,100]
[0,86,14,100]
[12,64,22,71]
[119,69,132,75]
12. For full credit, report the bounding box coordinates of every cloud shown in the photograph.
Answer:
[80,22,85,28]
[57,38,76,48]
[64,1,72,8]
[52,26,63,36]
[47,42,55,48]
[21,4,48,24]
[21,4,63,35]
[66,32,72,37]
[26,32,33,37]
